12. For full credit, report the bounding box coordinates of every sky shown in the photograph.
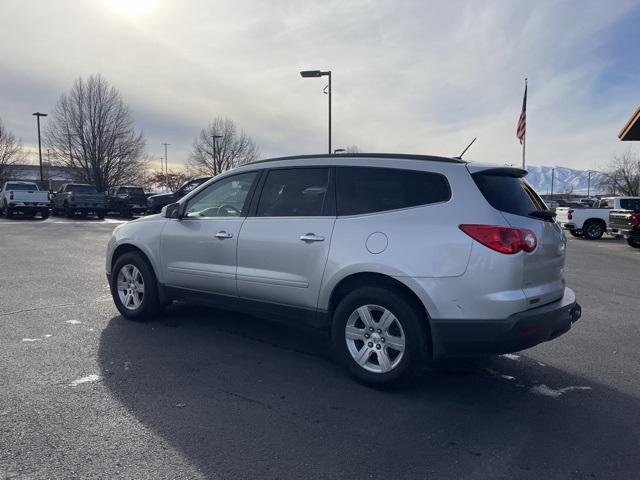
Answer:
[1,0,639,171]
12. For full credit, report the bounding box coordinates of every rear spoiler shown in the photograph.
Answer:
[466,165,527,178]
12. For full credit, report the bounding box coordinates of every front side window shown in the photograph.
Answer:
[336,167,450,216]
[185,172,258,218]
[256,168,330,217]
[181,178,208,195]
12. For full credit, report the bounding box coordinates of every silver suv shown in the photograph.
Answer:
[106,154,581,385]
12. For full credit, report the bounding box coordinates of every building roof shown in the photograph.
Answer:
[619,105,640,141]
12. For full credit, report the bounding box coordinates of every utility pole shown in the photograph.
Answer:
[32,112,48,182]
[587,171,592,199]
[161,143,170,189]
[550,167,555,198]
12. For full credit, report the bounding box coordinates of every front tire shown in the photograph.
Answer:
[583,220,605,240]
[110,252,161,321]
[331,286,428,386]
[627,237,640,249]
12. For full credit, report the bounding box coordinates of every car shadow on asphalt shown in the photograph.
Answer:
[98,303,640,479]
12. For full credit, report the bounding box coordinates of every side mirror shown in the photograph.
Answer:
[162,202,184,219]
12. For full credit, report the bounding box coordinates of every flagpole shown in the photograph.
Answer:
[522,78,527,169]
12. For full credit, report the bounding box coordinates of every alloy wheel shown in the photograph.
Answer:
[116,264,145,310]
[345,304,405,373]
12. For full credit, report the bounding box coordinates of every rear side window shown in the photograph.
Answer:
[620,199,640,211]
[336,167,450,216]
[256,168,330,217]
[472,172,546,217]
[6,183,38,191]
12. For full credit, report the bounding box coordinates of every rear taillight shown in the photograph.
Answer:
[459,224,538,254]
[631,212,640,227]
[9,191,14,200]
[568,208,574,220]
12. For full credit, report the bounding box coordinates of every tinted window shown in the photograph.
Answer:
[185,172,257,218]
[6,183,38,191]
[256,168,330,217]
[472,172,546,217]
[336,167,450,216]
[620,199,640,211]
[67,184,97,194]
[119,187,145,195]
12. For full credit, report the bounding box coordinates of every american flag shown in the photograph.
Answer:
[516,83,527,145]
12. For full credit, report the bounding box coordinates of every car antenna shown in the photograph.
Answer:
[454,137,477,159]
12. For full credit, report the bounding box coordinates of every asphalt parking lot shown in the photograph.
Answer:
[1,217,639,480]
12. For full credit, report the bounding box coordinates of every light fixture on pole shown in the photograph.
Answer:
[32,112,48,182]
[211,134,222,175]
[300,69,332,154]
[334,148,345,154]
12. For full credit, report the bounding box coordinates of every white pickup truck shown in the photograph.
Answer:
[556,196,640,240]
[0,181,50,219]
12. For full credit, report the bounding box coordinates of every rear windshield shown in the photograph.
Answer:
[472,172,547,217]
[119,187,145,195]
[5,183,38,191]
[67,185,98,194]
[620,199,640,211]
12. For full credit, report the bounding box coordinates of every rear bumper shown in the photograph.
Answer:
[430,287,581,359]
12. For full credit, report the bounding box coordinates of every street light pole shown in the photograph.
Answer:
[211,134,222,175]
[551,167,555,198]
[300,70,332,154]
[587,171,592,199]
[161,143,170,189]
[32,112,48,182]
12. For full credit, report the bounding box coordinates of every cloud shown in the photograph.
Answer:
[0,0,638,170]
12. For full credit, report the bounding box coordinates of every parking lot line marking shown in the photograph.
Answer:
[0,302,76,317]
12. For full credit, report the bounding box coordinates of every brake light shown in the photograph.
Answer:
[9,192,13,200]
[459,224,538,254]
[568,208,574,220]
[631,212,640,227]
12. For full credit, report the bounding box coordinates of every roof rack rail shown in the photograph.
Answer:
[249,153,466,165]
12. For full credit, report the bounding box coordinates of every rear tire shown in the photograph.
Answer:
[110,252,161,321]
[569,229,583,238]
[40,210,49,220]
[331,286,428,386]
[96,209,106,219]
[583,220,605,240]
[64,204,74,218]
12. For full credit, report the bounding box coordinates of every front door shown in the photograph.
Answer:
[160,171,260,296]
[237,167,335,310]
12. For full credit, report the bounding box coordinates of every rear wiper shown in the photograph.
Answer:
[529,210,557,221]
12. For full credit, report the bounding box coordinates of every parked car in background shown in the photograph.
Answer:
[106,154,580,385]
[51,183,106,219]
[106,186,147,218]
[146,176,211,214]
[609,198,640,249]
[555,197,640,240]
[0,181,49,219]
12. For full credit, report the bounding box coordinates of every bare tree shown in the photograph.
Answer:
[148,169,191,191]
[0,118,23,181]
[345,145,361,153]
[599,149,640,196]
[45,74,147,191]
[188,117,258,176]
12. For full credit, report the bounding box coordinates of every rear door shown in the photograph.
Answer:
[236,167,335,310]
[470,168,566,307]
[160,171,260,296]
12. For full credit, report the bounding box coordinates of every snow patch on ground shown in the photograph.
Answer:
[530,384,592,399]
[22,338,41,342]
[501,354,520,361]
[70,374,102,387]
[65,320,81,324]
[44,334,52,338]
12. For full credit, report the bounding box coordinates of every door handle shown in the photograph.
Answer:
[299,233,325,242]
[215,231,233,239]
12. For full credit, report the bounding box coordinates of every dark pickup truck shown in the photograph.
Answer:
[106,186,147,218]
[610,205,640,249]
[146,176,210,214]
[51,183,106,218]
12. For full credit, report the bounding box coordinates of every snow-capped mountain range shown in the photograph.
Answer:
[522,166,606,196]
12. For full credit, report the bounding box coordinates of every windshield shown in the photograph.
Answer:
[5,183,38,191]
[472,171,547,217]
[67,185,98,194]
